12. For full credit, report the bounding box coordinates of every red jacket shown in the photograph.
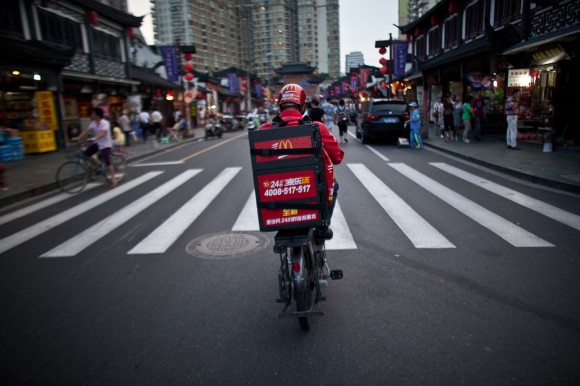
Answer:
[259,110,344,203]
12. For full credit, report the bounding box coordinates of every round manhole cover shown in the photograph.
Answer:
[186,232,270,260]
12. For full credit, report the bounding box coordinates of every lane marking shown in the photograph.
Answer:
[365,145,390,161]
[181,133,247,162]
[389,163,554,247]
[326,201,357,250]
[431,162,580,231]
[131,161,184,167]
[0,172,163,255]
[41,170,202,258]
[0,183,100,226]
[232,191,259,231]
[129,167,242,254]
[348,163,455,249]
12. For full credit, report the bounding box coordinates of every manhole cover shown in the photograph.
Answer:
[186,232,270,260]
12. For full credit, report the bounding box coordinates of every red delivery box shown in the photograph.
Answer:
[248,124,328,231]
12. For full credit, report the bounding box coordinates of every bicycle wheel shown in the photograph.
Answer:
[104,154,127,184]
[292,245,315,331]
[56,160,88,194]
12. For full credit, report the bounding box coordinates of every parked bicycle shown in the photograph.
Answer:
[56,141,126,194]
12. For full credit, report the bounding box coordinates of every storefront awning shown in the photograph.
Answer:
[404,70,423,81]
[0,36,75,73]
[62,70,140,86]
[418,36,494,71]
[130,66,178,89]
[503,25,580,55]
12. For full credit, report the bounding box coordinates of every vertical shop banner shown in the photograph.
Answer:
[255,83,263,99]
[350,76,359,91]
[508,69,530,87]
[35,91,57,130]
[228,73,239,93]
[360,68,370,87]
[335,85,340,96]
[393,43,408,78]
[159,46,179,82]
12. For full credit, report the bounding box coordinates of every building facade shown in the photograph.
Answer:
[345,51,365,74]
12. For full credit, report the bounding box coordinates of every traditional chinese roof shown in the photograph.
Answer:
[0,34,75,73]
[130,65,178,89]
[68,0,143,27]
[274,62,316,75]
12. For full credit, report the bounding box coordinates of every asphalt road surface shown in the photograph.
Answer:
[1,128,579,385]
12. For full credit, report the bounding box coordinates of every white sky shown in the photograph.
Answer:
[127,0,400,75]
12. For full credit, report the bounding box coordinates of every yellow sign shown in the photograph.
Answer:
[278,140,293,149]
[35,91,57,131]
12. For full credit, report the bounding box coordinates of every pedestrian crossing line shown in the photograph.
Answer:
[41,170,202,258]
[230,194,357,250]
[0,172,164,255]
[231,191,259,231]
[131,161,184,167]
[347,163,456,249]
[0,183,100,227]
[326,201,357,250]
[430,162,580,231]
[128,167,242,254]
[388,163,554,247]
[365,145,390,161]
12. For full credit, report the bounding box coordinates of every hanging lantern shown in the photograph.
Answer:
[184,73,194,81]
[379,57,387,66]
[448,0,457,13]
[126,27,134,39]
[373,86,378,92]
[241,80,247,86]
[183,53,192,61]
[88,10,98,25]
[184,63,194,72]
[431,14,439,26]
[406,34,411,42]
[415,27,422,37]
[379,66,388,75]
[351,88,357,93]
[197,91,204,99]
[378,47,386,55]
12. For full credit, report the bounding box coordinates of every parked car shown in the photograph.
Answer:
[356,99,409,143]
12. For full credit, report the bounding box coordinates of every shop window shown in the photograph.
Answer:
[427,27,441,57]
[37,9,83,51]
[465,0,484,40]
[415,36,426,61]
[0,0,23,37]
[494,0,522,26]
[91,29,121,61]
[443,16,459,49]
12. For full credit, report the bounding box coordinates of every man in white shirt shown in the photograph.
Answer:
[151,109,164,139]
[139,110,150,142]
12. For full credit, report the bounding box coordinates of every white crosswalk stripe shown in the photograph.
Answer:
[388,163,554,247]
[0,172,163,255]
[347,163,456,249]
[41,170,202,258]
[128,167,242,254]
[431,162,580,231]
[232,191,259,231]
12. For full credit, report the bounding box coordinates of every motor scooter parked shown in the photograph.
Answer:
[204,117,224,139]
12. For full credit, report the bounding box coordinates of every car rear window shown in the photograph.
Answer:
[371,102,407,114]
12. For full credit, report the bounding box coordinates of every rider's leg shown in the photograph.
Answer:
[101,148,117,187]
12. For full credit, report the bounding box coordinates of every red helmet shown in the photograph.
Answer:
[278,84,306,107]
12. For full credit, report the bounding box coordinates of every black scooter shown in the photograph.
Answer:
[204,118,224,140]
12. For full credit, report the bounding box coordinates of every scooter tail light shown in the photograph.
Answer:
[292,261,300,272]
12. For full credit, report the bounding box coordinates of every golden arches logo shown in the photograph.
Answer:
[278,140,293,149]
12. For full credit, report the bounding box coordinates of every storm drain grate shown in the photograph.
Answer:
[186,232,270,260]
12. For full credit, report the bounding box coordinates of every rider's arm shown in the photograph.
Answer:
[319,124,344,165]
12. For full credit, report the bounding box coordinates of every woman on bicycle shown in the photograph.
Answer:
[73,107,117,187]
[259,84,344,239]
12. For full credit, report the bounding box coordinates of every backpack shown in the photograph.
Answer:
[337,106,347,121]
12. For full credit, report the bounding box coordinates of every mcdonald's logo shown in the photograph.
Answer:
[278,140,293,149]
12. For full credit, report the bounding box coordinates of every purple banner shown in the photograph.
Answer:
[393,43,408,78]
[350,76,359,90]
[228,73,239,93]
[159,46,179,82]
[255,83,262,98]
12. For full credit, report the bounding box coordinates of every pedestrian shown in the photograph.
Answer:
[406,101,423,149]
[472,90,485,141]
[462,96,474,143]
[432,96,444,137]
[336,99,350,143]
[111,122,127,153]
[505,88,521,150]
[442,94,455,142]
[139,109,150,143]
[452,96,463,142]
[322,98,337,134]
[151,107,164,139]
[309,98,326,123]
[118,109,132,147]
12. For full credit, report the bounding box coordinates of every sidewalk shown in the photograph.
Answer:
[0,127,206,209]
[422,124,580,194]
[1,125,579,210]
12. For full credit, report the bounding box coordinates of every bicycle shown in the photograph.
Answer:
[56,142,127,194]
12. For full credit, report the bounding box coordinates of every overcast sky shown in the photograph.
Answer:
[127,0,399,74]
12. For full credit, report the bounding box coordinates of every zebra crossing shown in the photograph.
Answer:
[1,162,579,258]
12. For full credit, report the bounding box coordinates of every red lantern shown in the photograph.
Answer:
[373,86,378,92]
[88,10,98,25]
[184,73,193,81]
[448,0,457,13]
[406,34,411,42]
[241,87,247,93]
[379,57,387,66]
[431,14,439,26]
[415,27,422,37]
[379,66,388,75]
[184,63,194,72]
[241,80,247,86]
[126,27,134,39]
[351,88,357,93]
[183,53,192,61]
[378,47,386,55]
[197,91,204,99]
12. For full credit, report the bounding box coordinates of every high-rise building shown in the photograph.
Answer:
[345,51,364,74]
[150,0,341,79]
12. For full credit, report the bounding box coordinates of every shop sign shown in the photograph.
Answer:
[508,69,530,87]
[35,91,57,131]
